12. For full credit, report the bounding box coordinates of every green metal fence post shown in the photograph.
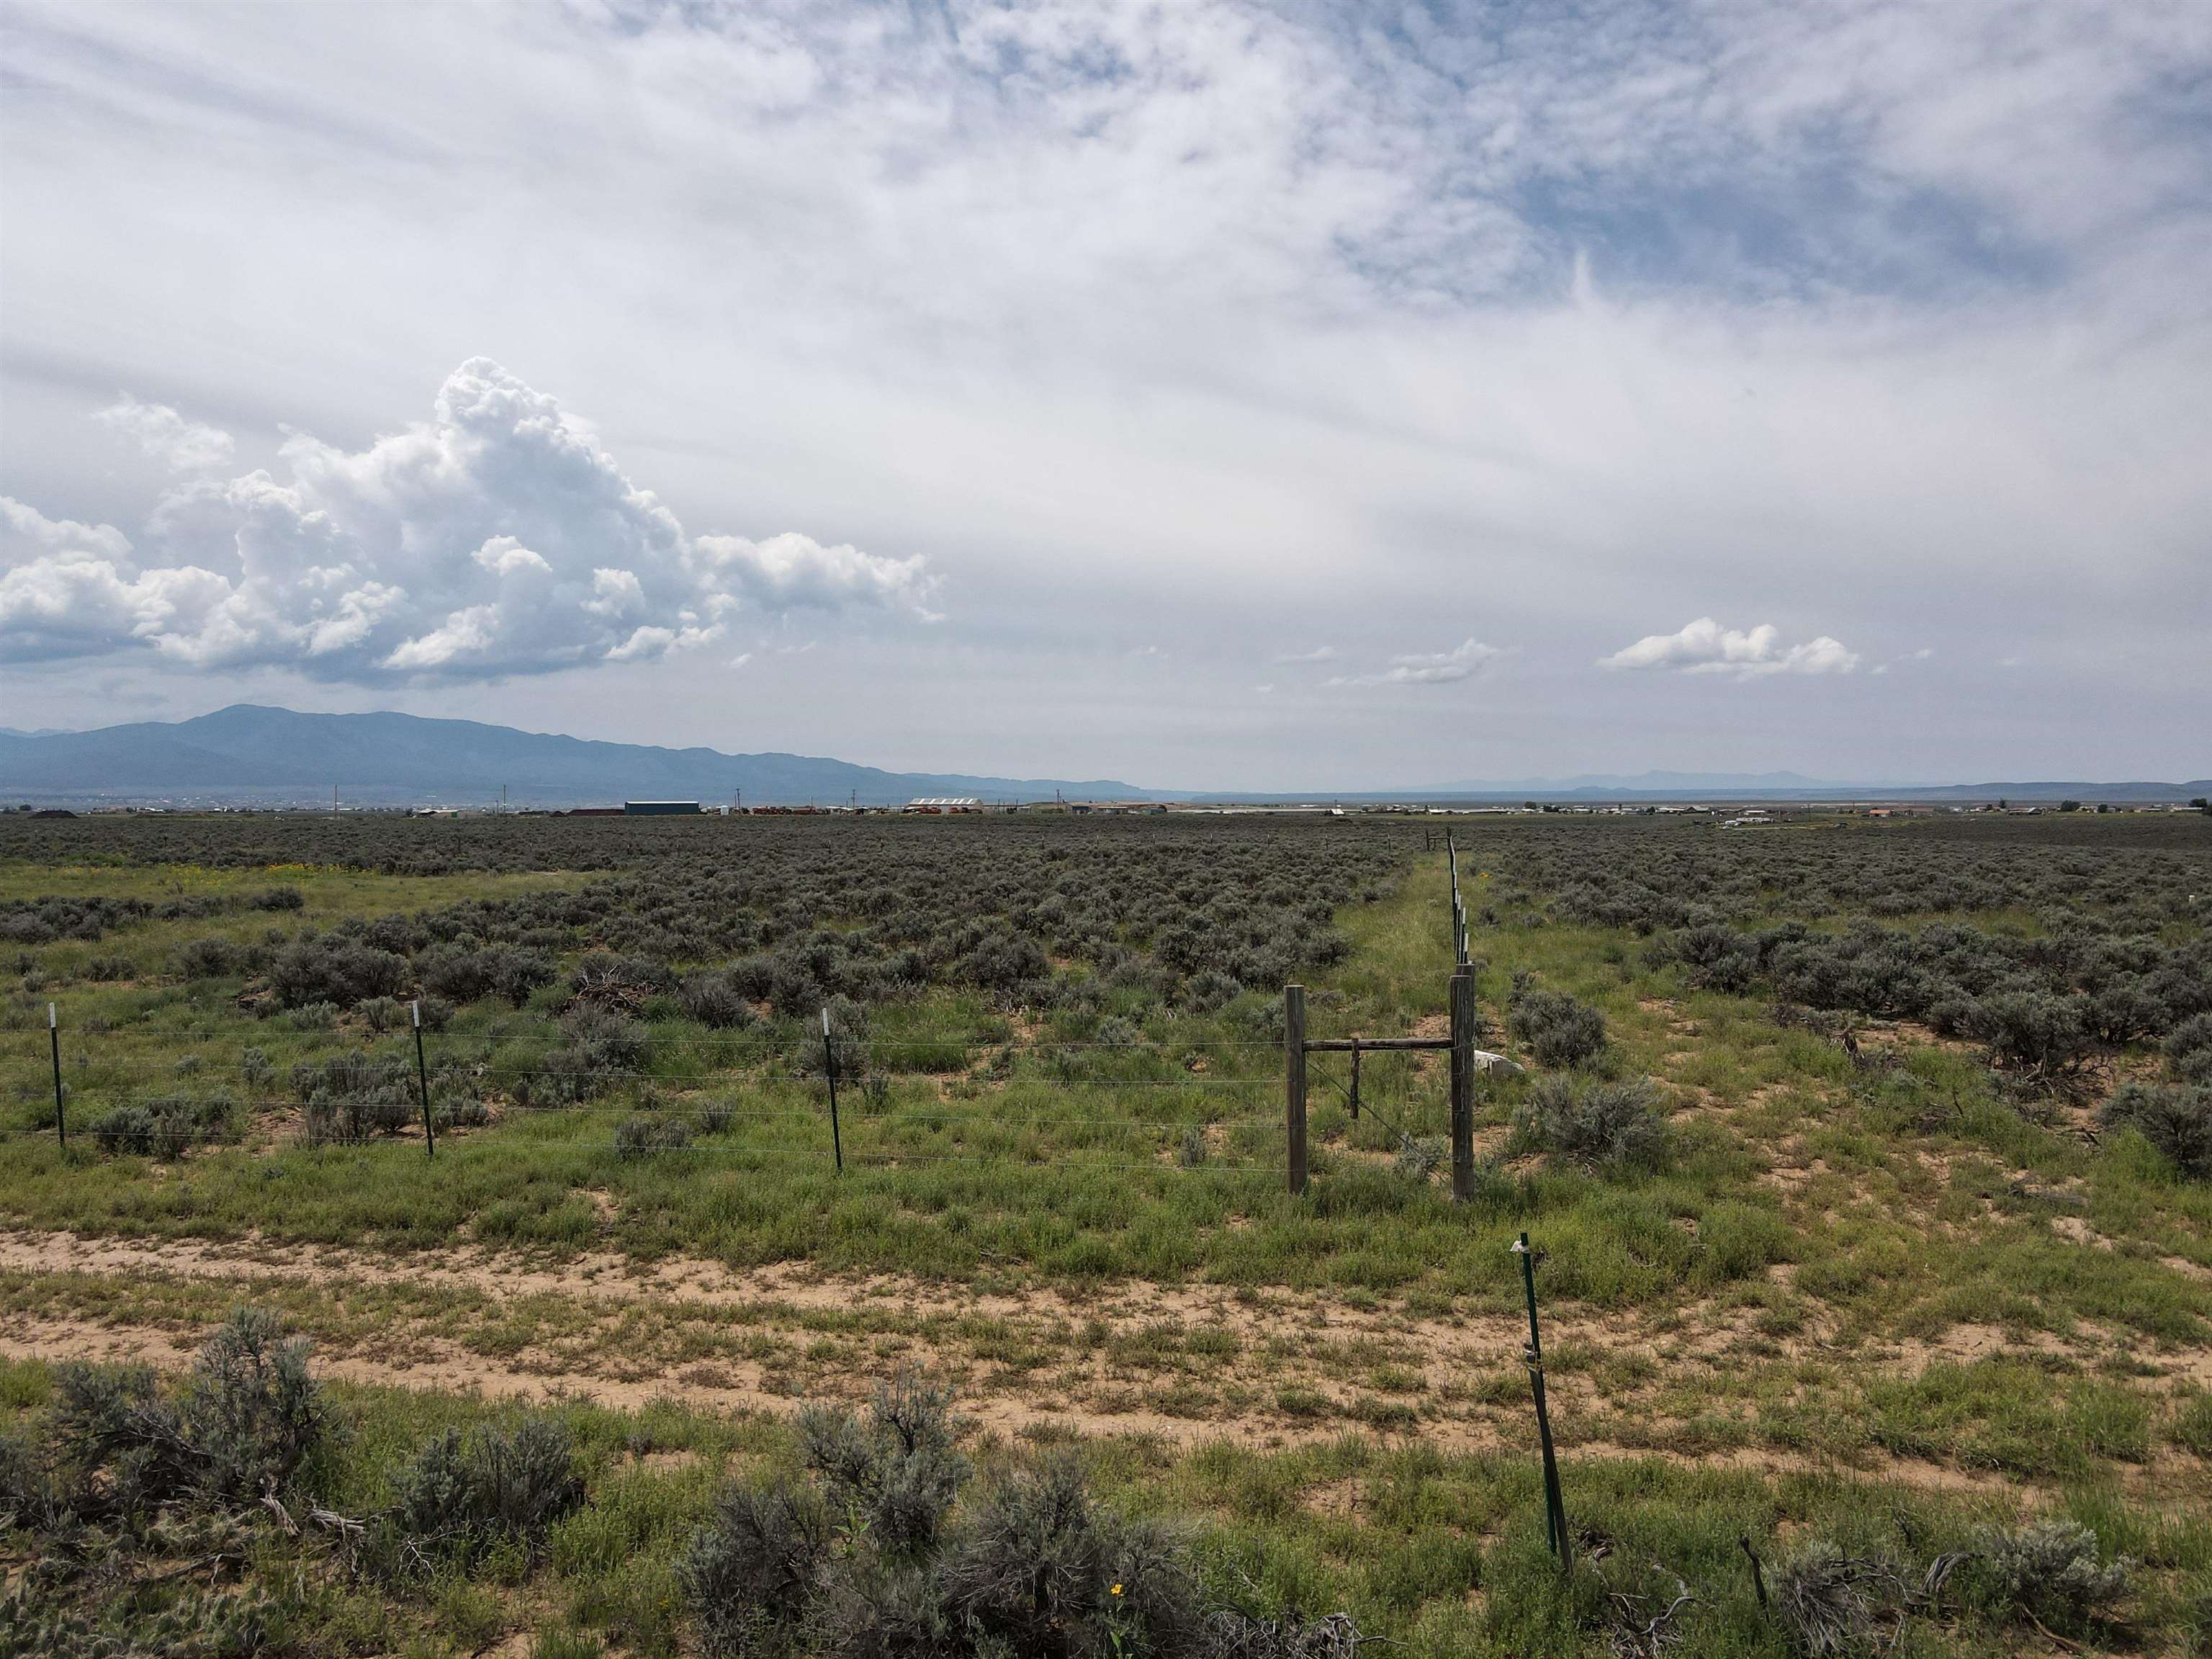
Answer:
[1515,1231,1571,1569]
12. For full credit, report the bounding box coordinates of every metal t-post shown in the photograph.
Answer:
[413,1000,435,1158]
[823,1007,843,1174]
[1514,1231,1571,1568]
[1284,984,1308,1196]
[50,1002,65,1150]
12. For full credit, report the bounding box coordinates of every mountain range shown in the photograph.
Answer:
[0,707,2203,806]
[0,706,1148,806]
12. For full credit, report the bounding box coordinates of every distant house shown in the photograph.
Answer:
[904,797,980,814]
[624,800,701,816]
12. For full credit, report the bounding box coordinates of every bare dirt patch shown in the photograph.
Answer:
[0,1227,2168,1490]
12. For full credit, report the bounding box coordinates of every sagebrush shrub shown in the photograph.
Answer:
[680,1484,831,1654]
[2101,1082,2212,1178]
[799,1373,968,1557]
[269,935,409,1009]
[358,994,405,1033]
[296,1053,415,1145]
[552,1004,649,1080]
[1508,973,1609,1069]
[1668,922,1761,992]
[2166,1012,2212,1084]
[374,1416,585,1575]
[678,971,755,1029]
[1975,990,2093,1072]
[174,936,238,979]
[90,1093,236,1159]
[1971,1520,2132,1633]
[35,1309,329,1522]
[1511,1076,1669,1170]
[683,1376,1285,1659]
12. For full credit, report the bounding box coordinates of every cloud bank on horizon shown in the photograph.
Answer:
[1,360,934,682]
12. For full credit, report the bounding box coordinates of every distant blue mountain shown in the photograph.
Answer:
[0,705,1147,806]
[1,706,2202,807]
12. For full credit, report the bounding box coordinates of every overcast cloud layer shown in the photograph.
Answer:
[2,0,2206,786]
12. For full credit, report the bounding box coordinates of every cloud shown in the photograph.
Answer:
[1328,637,1500,686]
[1598,619,1860,678]
[91,393,235,472]
[1274,645,1339,663]
[2,360,937,681]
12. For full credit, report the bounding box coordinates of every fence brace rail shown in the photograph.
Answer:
[1283,971,1520,1197]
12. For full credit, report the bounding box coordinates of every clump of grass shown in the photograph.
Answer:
[1393,1135,1444,1181]
[614,1115,690,1159]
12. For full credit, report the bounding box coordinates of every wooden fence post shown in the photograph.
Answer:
[1284,984,1307,1197]
[1449,966,1475,1202]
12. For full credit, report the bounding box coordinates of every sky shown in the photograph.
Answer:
[2,0,2208,789]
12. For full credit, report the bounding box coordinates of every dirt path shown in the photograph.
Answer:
[0,1228,2185,1496]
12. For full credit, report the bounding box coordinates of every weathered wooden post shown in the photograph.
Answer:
[1449,966,1475,1201]
[1348,1035,1361,1120]
[1284,984,1307,1196]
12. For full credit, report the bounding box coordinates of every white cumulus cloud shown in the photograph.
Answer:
[91,392,235,472]
[1598,619,1859,678]
[1,360,938,681]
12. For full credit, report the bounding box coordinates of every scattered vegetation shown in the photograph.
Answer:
[683,1373,1349,1659]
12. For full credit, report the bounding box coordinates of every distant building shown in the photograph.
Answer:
[624,800,702,815]
[904,797,980,813]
